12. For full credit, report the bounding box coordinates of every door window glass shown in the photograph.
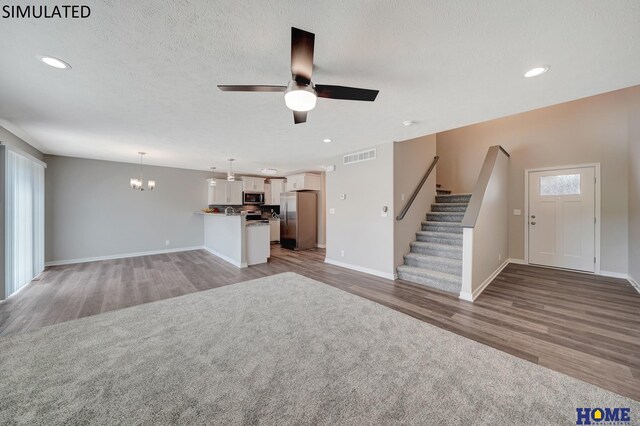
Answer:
[539,174,580,196]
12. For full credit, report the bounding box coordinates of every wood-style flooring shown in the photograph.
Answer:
[1,247,639,400]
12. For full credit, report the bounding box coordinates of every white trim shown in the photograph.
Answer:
[45,246,205,267]
[316,244,326,248]
[628,275,640,294]
[600,270,629,279]
[508,258,526,264]
[459,258,510,302]
[0,142,47,168]
[524,163,600,274]
[202,247,248,268]
[324,258,396,280]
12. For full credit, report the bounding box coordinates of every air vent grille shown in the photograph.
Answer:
[343,149,376,165]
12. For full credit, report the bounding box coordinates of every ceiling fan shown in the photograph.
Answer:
[218,27,379,124]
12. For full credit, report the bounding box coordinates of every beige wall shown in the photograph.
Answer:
[437,88,637,274]
[325,142,395,277]
[628,87,640,284]
[45,155,210,263]
[393,134,437,268]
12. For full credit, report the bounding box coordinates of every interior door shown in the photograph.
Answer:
[528,166,595,272]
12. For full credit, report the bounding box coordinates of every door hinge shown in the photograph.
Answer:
[594,257,596,263]
[594,217,596,224]
[594,177,596,184]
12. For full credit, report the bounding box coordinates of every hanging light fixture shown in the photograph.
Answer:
[227,158,235,181]
[208,166,217,186]
[130,152,155,191]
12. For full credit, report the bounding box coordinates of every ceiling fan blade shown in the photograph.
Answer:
[291,27,315,84]
[217,85,286,92]
[293,110,307,124]
[315,84,379,101]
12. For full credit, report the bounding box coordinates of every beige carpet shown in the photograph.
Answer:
[0,272,637,425]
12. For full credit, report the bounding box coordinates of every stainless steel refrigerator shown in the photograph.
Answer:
[280,191,317,250]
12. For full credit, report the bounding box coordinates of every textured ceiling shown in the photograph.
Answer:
[1,0,639,175]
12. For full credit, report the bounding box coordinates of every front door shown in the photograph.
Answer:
[528,167,596,272]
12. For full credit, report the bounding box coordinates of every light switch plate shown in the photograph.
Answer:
[329,208,335,215]
[514,209,522,216]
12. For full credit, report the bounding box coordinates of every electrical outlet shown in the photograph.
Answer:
[340,250,345,257]
[329,208,335,214]
[165,240,170,246]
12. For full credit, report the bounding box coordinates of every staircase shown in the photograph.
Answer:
[396,186,471,294]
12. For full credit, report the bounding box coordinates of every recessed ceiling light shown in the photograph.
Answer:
[259,168,278,175]
[323,138,332,143]
[524,65,549,78]
[402,120,414,127]
[40,56,71,69]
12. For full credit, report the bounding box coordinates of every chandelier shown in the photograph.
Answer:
[130,152,155,191]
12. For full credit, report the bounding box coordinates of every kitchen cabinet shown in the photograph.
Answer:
[285,173,321,192]
[269,219,280,242]
[267,179,286,205]
[241,176,265,192]
[264,183,271,205]
[207,179,243,205]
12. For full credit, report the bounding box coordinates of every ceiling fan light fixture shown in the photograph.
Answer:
[284,81,317,112]
[260,168,278,175]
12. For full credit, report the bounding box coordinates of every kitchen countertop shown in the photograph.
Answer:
[194,211,242,216]
[245,221,270,227]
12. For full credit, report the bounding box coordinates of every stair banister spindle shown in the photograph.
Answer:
[396,156,439,221]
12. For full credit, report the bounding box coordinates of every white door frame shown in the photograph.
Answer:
[523,163,601,274]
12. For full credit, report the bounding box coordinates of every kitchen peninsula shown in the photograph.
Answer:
[197,211,270,267]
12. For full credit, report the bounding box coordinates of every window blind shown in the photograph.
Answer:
[5,149,45,297]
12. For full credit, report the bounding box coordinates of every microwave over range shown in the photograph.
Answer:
[243,191,264,205]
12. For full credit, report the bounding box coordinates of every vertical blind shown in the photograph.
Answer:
[5,149,45,298]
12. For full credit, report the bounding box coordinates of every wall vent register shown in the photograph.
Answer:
[343,148,376,165]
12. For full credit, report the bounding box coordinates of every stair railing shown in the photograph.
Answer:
[396,156,439,221]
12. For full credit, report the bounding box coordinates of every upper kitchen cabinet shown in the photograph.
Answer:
[241,176,265,193]
[267,179,286,205]
[208,179,244,205]
[286,173,321,192]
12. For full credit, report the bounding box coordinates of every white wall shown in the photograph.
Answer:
[325,142,395,278]
[393,134,437,268]
[437,88,636,275]
[45,155,210,264]
[628,87,640,285]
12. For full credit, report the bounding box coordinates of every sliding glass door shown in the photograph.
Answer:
[4,148,45,298]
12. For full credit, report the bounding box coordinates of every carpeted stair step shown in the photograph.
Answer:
[436,193,472,204]
[403,253,462,276]
[436,189,452,195]
[410,241,462,260]
[431,203,468,212]
[415,231,462,246]
[426,212,465,223]
[421,221,463,234]
[397,265,462,294]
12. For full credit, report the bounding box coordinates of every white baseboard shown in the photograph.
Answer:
[316,244,326,249]
[628,275,640,294]
[324,258,396,280]
[508,258,526,265]
[600,270,628,279]
[45,246,205,267]
[459,258,511,302]
[202,247,247,268]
